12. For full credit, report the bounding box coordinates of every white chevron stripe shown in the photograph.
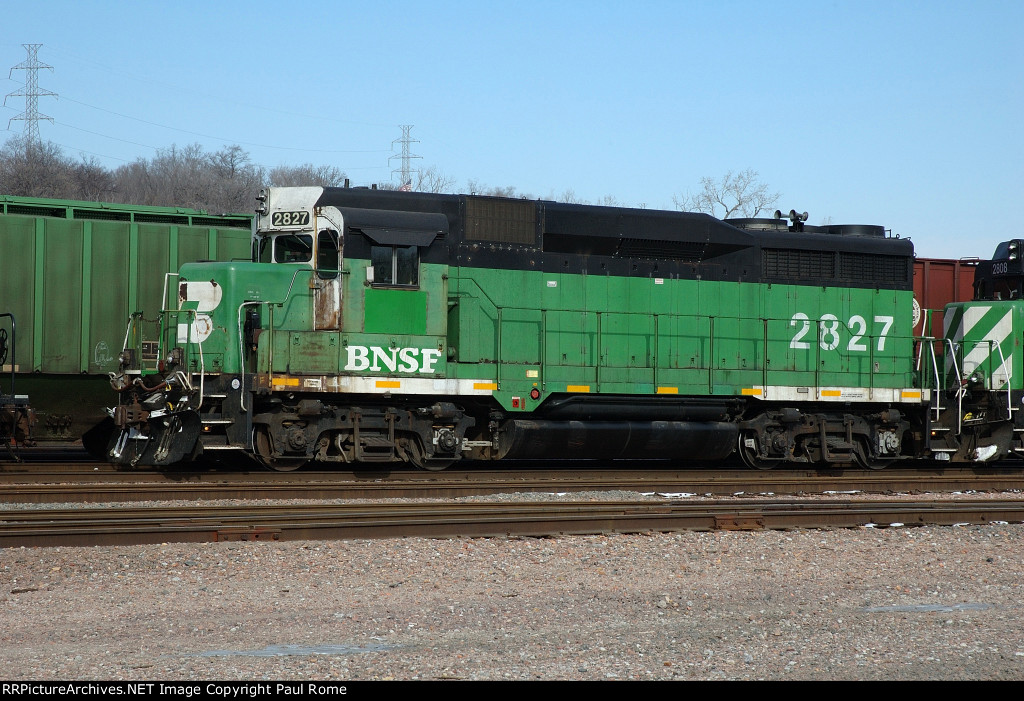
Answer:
[993,353,1013,388]
[961,305,991,339]
[960,310,1013,385]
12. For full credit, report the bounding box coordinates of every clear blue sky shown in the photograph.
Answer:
[2,0,1020,259]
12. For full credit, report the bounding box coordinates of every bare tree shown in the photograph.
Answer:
[413,165,455,193]
[376,165,456,194]
[596,194,623,207]
[466,179,530,199]
[673,169,780,219]
[556,188,586,204]
[110,143,264,212]
[112,143,212,210]
[0,136,75,198]
[207,145,264,213]
[71,154,116,201]
[269,163,348,188]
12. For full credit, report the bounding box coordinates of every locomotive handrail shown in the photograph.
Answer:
[237,301,263,412]
[161,272,180,321]
[178,307,205,410]
[993,340,1013,416]
[915,337,944,422]
[280,267,317,303]
[927,338,942,421]
[943,337,966,435]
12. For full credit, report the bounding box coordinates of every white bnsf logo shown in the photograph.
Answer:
[344,345,443,374]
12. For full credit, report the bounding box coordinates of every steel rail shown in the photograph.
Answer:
[2,497,1023,548]
[4,466,1024,504]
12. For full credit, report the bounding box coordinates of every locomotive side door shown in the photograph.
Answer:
[312,227,342,330]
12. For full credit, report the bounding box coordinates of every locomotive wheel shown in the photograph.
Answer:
[737,431,781,470]
[853,439,895,470]
[406,438,456,471]
[254,427,307,472]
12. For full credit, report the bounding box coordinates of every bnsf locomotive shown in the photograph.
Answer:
[92,186,1018,470]
[928,240,1024,462]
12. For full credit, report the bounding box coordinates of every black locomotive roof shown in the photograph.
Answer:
[315,187,913,290]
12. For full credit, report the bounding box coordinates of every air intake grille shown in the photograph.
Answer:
[763,248,910,285]
[465,197,536,245]
[840,252,909,284]
[763,248,836,279]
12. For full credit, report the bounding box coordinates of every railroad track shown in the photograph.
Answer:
[3,463,1024,503]
[2,497,1022,548]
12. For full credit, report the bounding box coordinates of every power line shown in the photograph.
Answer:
[5,44,57,143]
[46,45,396,130]
[56,93,390,155]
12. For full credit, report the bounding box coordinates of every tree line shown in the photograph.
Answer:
[0,135,780,218]
[0,137,354,213]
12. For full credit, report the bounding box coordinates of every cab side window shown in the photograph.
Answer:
[371,244,418,287]
[317,230,339,279]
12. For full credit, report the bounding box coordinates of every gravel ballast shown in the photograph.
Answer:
[3,514,1024,681]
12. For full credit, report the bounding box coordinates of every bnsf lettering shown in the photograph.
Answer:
[345,346,442,374]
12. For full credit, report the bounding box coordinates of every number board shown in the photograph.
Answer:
[271,211,310,227]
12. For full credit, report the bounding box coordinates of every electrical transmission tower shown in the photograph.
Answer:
[389,125,421,189]
[6,44,57,144]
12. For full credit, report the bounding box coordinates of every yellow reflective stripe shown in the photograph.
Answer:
[473,382,498,391]
[656,387,678,394]
[376,380,401,389]
[567,385,591,393]
[741,388,763,396]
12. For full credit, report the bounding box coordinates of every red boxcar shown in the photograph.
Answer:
[913,257,978,338]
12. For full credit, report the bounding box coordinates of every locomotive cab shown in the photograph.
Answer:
[973,240,1024,301]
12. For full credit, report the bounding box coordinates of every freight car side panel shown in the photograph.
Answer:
[0,205,252,375]
[87,222,129,373]
[40,218,84,373]
[914,257,978,338]
[0,216,34,372]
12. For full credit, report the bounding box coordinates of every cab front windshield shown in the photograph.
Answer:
[257,234,313,263]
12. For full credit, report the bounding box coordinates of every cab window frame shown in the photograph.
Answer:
[371,244,419,288]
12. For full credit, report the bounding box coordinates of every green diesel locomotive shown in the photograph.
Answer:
[927,240,1024,462]
[99,186,938,470]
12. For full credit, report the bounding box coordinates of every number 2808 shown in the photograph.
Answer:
[789,313,894,352]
